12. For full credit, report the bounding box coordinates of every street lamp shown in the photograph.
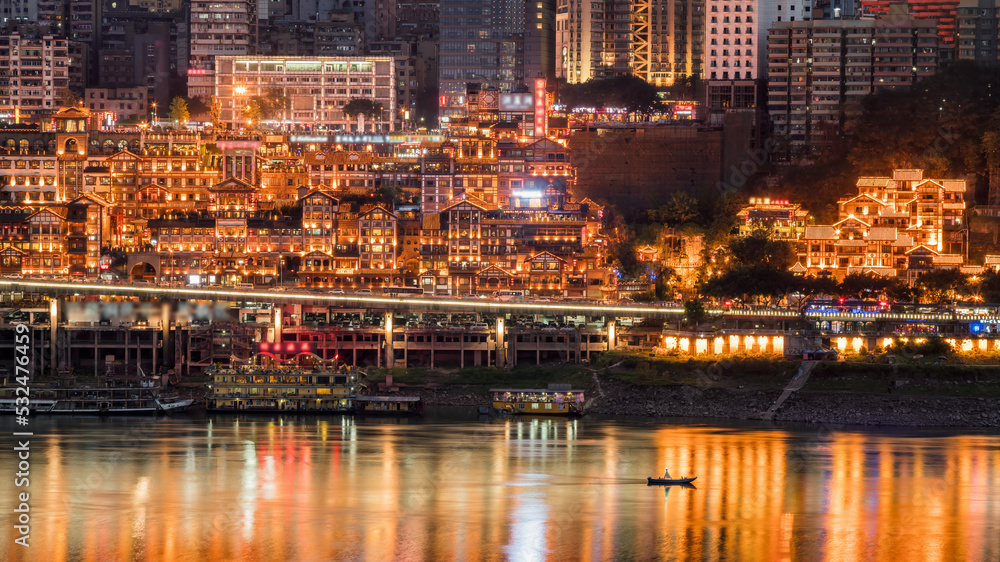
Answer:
[151,102,158,125]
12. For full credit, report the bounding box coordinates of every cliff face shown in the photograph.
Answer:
[568,127,724,215]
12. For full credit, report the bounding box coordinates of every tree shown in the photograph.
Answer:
[647,192,700,225]
[838,272,892,300]
[683,299,707,327]
[56,87,83,108]
[210,96,223,132]
[558,75,665,120]
[701,265,797,306]
[652,265,679,301]
[242,100,264,129]
[343,98,385,120]
[916,269,969,303]
[789,275,838,307]
[167,97,190,127]
[724,228,796,271]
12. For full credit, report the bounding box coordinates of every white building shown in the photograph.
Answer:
[705,0,812,110]
[188,0,256,99]
[0,35,70,119]
[214,56,397,132]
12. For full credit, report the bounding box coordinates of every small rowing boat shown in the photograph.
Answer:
[647,476,697,485]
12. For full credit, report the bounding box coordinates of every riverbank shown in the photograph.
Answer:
[366,353,1000,428]
[387,378,1000,427]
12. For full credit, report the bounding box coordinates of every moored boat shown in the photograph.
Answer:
[489,386,585,416]
[156,395,195,413]
[0,383,187,415]
[355,395,423,415]
[206,364,363,413]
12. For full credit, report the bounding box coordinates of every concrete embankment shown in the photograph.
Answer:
[399,377,1000,428]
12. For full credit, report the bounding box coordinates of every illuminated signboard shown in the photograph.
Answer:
[333,135,443,144]
[289,135,329,143]
[500,93,534,112]
[216,140,261,150]
[674,104,694,115]
[534,78,547,138]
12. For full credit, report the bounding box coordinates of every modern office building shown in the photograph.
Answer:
[214,56,397,131]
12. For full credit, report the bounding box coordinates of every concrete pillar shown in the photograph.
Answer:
[272,307,282,343]
[606,319,616,351]
[49,298,59,376]
[384,313,393,368]
[495,317,506,368]
[161,301,172,371]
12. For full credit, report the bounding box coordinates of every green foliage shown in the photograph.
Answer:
[701,265,797,305]
[916,269,969,303]
[838,272,892,299]
[683,299,707,326]
[558,75,665,119]
[167,97,190,125]
[629,291,655,303]
[647,192,701,225]
[885,336,952,357]
[724,228,796,271]
[343,98,386,120]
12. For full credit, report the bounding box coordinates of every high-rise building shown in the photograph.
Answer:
[705,0,814,111]
[0,35,70,119]
[438,0,554,119]
[768,14,937,156]
[0,0,38,26]
[556,0,631,83]
[70,0,101,85]
[862,0,959,57]
[188,0,256,99]
[631,0,706,87]
[558,0,705,87]
[957,0,1000,63]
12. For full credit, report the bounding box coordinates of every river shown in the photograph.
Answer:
[2,411,999,561]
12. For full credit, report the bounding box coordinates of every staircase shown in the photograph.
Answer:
[761,360,818,421]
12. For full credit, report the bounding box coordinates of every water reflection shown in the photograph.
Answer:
[1,416,999,561]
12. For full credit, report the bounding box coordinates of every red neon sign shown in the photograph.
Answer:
[534,78,547,138]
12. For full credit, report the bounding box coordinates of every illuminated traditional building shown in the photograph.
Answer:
[794,169,967,280]
[736,197,809,239]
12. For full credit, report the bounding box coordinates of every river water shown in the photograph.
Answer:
[2,411,999,561]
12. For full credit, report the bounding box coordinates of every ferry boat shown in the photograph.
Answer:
[206,365,364,413]
[355,395,423,415]
[490,386,586,416]
[0,379,193,415]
